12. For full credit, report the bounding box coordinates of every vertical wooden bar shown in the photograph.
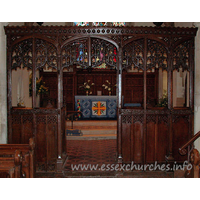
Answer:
[32,38,36,108]
[190,38,195,111]
[143,38,147,165]
[57,45,63,172]
[32,38,37,140]
[166,39,174,164]
[190,39,195,140]
[88,36,91,67]
[117,44,122,163]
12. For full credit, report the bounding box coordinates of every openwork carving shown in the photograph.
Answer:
[147,39,168,71]
[62,38,88,69]
[122,115,132,124]
[172,40,191,71]
[91,38,117,69]
[158,115,169,125]
[36,115,46,124]
[22,115,33,124]
[122,39,144,71]
[47,115,57,124]
[11,39,33,70]
[146,115,156,123]
[35,39,57,70]
[133,115,144,123]
[12,115,21,124]
[172,115,190,123]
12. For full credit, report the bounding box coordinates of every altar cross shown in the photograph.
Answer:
[92,101,106,116]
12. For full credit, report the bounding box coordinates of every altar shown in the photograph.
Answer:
[75,95,117,119]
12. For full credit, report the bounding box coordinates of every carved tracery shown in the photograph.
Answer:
[11,39,33,70]
[122,39,144,71]
[91,38,117,69]
[35,39,57,70]
[147,39,168,71]
[62,38,88,69]
[172,40,191,71]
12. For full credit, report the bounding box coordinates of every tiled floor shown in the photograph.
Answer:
[64,139,117,172]
[36,139,174,177]
[63,139,174,178]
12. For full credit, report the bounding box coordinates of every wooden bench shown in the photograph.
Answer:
[0,150,23,178]
[0,138,35,178]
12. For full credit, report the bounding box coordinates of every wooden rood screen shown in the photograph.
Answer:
[4,25,198,173]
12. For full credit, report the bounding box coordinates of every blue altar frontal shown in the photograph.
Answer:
[75,95,117,119]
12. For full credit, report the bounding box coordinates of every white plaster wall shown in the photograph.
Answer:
[194,22,200,151]
[0,22,8,144]
[12,68,32,107]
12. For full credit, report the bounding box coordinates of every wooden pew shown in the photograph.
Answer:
[0,150,23,178]
[0,138,35,178]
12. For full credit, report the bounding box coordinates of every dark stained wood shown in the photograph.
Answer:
[4,25,197,174]
[146,121,156,162]
[172,116,189,162]
[0,138,35,178]
[132,122,143,163]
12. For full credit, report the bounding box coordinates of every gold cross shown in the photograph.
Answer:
[92,101,106,116]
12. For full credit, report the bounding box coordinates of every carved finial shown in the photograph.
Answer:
[29,137,35,150]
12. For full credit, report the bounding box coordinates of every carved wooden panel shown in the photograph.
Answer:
[22,115,33,144]
[91,38,117,69]
[35,39,58,70]
[172,116,190,162]
[11,39,33,70]
[147,39,168,71]
[130,122,143,163]
[11,115,21,144]
[36,114,58,172]
[157,121,168,162]
[172,40,191,72]
[122,116,143,163]
[123,72,158,106]
[62,38,88,69]
[122,39,144,71]
[146,121,156,162]
[145,117,169,163]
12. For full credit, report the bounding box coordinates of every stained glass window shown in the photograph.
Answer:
[112,22,126,26]
[92,22,107,26]
[74,22,89,26]
[74,22,126,27]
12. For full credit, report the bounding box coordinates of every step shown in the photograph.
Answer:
[65,120,117,129]
[66,134,116,140]
[78,129,117,135]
